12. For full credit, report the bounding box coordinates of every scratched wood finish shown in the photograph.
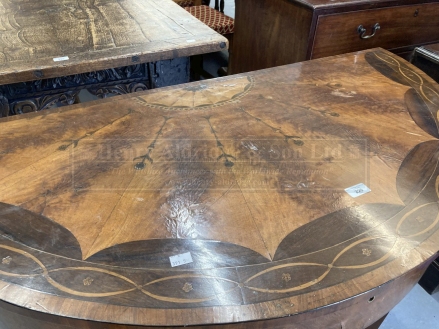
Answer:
[0,49,439,328]
[0,0,227,85]
[230,0,439,74]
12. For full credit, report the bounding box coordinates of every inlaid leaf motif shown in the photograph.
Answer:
[0,202,82,259]
[244,264,329,293]
[47,268,136,296]
[396,141,439,205]
[274,204,402,261]
[331,236,397,268]
[405,88,439,138]
[144,275,239,303]
[365,52,412,86]
[0,245,44,277]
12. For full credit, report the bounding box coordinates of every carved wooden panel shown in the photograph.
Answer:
[1,58,190,115]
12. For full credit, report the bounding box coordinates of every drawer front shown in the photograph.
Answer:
[311,3,439,59]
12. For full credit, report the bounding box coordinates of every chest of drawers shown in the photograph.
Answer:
[230,0,439,74]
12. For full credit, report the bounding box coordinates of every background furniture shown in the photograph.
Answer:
[0,0,227,116]
[230,0,439,74]
[411,43,439,82]
[184,4,234,78]
[0,48,438,328]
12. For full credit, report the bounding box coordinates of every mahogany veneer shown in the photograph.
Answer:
[0,49,439,328]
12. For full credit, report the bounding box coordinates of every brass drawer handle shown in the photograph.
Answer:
[357,23,381,39]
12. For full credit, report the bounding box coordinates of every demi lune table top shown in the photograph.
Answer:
[0,0,227,85]
[0,49,439,327]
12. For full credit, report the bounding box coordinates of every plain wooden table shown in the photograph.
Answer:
[0,0,227,116]
[0,49,439,329]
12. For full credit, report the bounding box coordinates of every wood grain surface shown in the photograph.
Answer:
[0,49,439,328]
[0,0,227,85]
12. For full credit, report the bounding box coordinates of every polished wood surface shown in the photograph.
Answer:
[0,49,439,328]
[230,0,312,74]
[0,0,227,85]
[230,0,439,74]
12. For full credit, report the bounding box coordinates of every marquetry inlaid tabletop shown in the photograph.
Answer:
[0,49,438,329]
[0,0,227,85]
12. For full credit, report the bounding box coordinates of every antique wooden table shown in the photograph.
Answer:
[0,0,227,116]
[0,49,438,329]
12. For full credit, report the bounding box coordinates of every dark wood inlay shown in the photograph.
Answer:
[405,89,439,139]
[396,141,439,205]
[0,202,81,259]
[87,239,269,269]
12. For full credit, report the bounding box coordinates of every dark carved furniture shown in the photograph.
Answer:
[1,59,189,115]
[0,0,227,116]
[0,49,439,328]
[230,0,439,74]
[411,43,439,83]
